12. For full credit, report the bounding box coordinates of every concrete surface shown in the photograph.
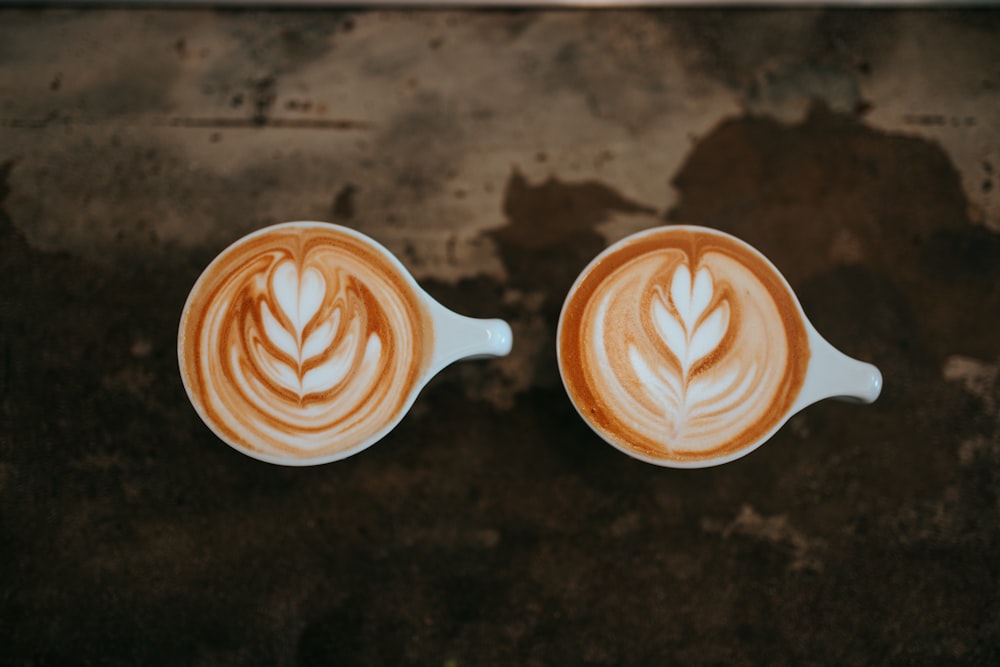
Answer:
[1,8,999,665]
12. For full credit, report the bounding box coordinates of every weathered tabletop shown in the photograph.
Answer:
[2,8,999,665]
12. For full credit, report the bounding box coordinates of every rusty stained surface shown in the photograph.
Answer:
[2,8,1000,666]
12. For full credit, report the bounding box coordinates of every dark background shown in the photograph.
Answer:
[2,8,999,665]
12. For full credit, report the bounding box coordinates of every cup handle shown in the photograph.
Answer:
[426,299,513,371]
[795,330,882,410]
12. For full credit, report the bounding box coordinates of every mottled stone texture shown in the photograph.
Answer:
[2,9,999,666]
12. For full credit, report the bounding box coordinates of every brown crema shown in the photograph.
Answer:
[558,226,810,463]
[179,224,434,461]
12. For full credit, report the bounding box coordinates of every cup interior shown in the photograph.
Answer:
[557,224,876,468]
[179,222,451,465]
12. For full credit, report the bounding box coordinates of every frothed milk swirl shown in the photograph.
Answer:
[558,226,810,464]
[179,223,433,461]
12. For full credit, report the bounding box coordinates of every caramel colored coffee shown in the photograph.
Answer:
[179,223,434,462]
[558,226,810,464]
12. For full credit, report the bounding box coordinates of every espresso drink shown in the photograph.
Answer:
[558,226,811,464]
[179,223,434,462]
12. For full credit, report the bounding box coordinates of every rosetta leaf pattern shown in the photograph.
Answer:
[257,260,349,397]
[272,261,325,355]
[261,302,298,364]
[627,262,735,442]
[653,265,729,375]
[302,317,363,395]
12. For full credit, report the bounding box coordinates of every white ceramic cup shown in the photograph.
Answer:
[557,224,881,468]
[178,221,512,465]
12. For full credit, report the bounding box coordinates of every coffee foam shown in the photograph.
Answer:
[179,224,434,461]
[559,227,810,463]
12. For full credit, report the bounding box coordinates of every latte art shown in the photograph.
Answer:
[559,226,810,463]
[179,224,433,462]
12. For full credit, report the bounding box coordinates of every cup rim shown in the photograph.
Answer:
[555,223,812,469]
[177,220,436,466]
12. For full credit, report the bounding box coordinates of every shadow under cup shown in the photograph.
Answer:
[179,222,441,465]
[557,225,879,468]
